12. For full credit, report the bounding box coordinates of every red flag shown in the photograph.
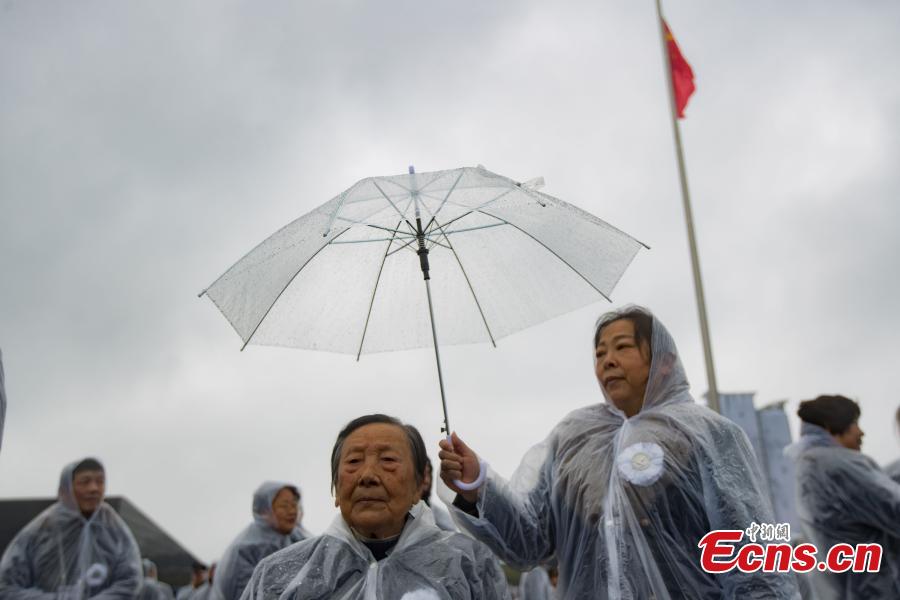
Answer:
[663,20,695,118]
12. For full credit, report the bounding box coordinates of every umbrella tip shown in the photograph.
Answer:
[408,165,415,174]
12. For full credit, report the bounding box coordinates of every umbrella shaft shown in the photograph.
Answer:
[424,279,450,434]
[415,215,448,431]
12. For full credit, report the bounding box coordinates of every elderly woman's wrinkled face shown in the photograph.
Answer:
[595,318,651,417]
[72,469,105,516]
[335,423,419,539]
[271,487,300,534]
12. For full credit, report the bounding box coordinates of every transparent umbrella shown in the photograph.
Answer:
[200,165,645,442]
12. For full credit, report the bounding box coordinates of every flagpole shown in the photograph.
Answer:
[654,0,720,413]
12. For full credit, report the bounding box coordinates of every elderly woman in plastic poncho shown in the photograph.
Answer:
[0,457,142,599]
[439,306,799,599]
[241,414,509,600]
[213,481,310,600]
[786,394,900,599]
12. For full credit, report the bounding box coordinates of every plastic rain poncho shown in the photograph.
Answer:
[429,502,457,533]
[518,568,553,600]
[191,582,214,600]
[885,458,900,485]
[786,422,900,599]
[0,460,143,599]
[240,501,509,600]
[214,482,310,600]
[175,585,197,600]
[140,559,175,600]
[443,309,798,599]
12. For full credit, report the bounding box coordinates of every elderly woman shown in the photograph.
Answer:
[440,305,798,598]
[214,481,310,600]
[787,395,900,599]
[241,414,509,599]
[0,457,142,599]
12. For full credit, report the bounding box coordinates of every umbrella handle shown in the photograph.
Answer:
[445,434,488,490]
[454,460,487,491]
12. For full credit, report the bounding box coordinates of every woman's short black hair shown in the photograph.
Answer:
[72,457,104,476]
[593,306,654,356]
[797,395,860,435]
[330,414,427,493]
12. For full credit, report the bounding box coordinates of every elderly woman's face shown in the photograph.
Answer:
[271,487,300,534]
[335,423,419,539]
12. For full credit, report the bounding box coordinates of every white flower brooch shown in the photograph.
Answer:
[84,562,109,587]
[616,442,665,486]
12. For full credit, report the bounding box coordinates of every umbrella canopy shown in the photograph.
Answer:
[201,166,645,357]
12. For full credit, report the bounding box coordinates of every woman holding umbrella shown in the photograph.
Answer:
[439,305,798,598]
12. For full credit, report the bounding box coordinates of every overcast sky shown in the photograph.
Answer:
[2,1,899,563]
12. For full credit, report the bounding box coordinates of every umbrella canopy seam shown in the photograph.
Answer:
[240,226,352,350]
[478,209,613,302]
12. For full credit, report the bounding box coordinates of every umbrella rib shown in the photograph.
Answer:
[430,170,465,220]
[428,189,516,233]
[429,207,508,235]
[371,180,415,232]
[431,218,498,348]
[322,179,363,237]
[356,221,402,360]
[240,226,352,350]
[331,235,416,245]
[478,209,612,302]
[365,223,411,236]
[385,237,417,257]
[426,222,507,237]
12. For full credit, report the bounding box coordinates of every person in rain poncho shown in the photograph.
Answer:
[213,482,310,600]
[786,394,900,599]
[439,305,799,599]
[175,563,208,600]
[884,406,900,485]
[0,457,142,599]
[140,559,175,600]
[190,564,216,600]
[241,414,509,599]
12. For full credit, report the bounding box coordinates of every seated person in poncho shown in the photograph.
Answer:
[439,305,798,599]
[0,457,142,599]
[214,481,310,600]
[787,394,900,599]
[175,562,208,600]
[140,559,175,600]
[191,563,217,600]
[241,414,509,599]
